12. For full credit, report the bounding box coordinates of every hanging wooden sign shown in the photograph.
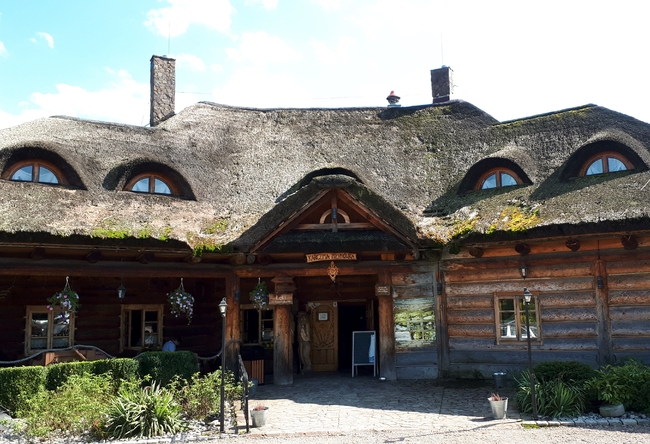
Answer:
[268,293,293,305]
[306,252,356,263]
[375,285,391,296]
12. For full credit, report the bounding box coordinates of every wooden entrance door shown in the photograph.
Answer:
[310,302,338,372]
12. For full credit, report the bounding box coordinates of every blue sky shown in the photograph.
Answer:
[2,0,650,129]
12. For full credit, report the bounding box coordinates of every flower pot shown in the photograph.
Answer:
[250,407,268,427]
[488,398,508,419]
[599,403,625,417]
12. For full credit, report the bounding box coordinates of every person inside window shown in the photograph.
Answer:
[162,336,180,352]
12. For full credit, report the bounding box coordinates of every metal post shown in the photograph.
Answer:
[219,297,228,433]
[524,289,538,420]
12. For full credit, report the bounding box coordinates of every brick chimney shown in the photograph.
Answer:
[149,55,176,127]
[430,66,453,104]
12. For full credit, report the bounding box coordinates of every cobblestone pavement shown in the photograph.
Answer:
[235,372,522,435]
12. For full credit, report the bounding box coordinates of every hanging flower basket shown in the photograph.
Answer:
[168,278,194,324]
[250,280,269,311]
[47,276,80,313]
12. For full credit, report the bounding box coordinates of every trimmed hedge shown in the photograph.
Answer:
[137,351,199,386]
[45,358,139,391]
[0,366,47,414]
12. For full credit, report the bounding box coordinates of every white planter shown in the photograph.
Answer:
[599,403,625,417]
[488,398,508,419]
[250,407,269,427]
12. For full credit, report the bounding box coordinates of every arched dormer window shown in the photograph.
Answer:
[125,173,177,195]
[2,159,67,185]
[475,168,523,190]
[580,151,633,176]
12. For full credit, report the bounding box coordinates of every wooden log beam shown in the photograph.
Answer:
[273,304,293,385]
[377,271,396,381]
[30,247,46,261]
[85,250,102,263]
[235,262,418,278]
[0,257,233,278]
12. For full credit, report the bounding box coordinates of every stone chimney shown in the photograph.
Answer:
[150,55,176,127]
[430,66,453,104]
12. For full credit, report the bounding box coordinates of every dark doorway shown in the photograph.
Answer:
[338,303,368,372]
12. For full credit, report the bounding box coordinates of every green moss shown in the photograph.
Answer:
[137,227,153,239]
[203,219,228,234]
[450,216,480,239]
[158,226,173,241]
[90,220,130,239]
[488,206,541,234]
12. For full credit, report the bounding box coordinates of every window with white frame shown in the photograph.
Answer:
[25,306,74,354]
[494,293,541,344]
[121,305,164,351]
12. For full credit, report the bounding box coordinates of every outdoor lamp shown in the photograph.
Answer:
[519,264,527,279]
[219,297,227,432]
[523,287,532,303]
[117,279,126,299]
[219,297,228,317]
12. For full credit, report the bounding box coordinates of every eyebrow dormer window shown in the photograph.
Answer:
[125,173,176,195]
[4,160,66,185]
[475,168,522,190]
[581,152,633,176]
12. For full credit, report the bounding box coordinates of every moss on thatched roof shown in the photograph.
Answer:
[1,100,650,253]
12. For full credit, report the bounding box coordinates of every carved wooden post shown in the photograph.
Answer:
[271,276,295,385]
[225,273,240,370]
[377,272,397,380]
[595,259,613,365]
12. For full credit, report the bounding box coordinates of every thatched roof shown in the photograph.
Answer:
[1,99,650,253]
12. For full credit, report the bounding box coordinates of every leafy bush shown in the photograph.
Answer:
[168,367,243,420]
[45,358,139,392]
[588,359,650,411]
[533,361,596,385]
[104,381,187,439]
[20,373,113,438]
[516,370,585,418]
[0,366,47,414]
[137,351,199,386]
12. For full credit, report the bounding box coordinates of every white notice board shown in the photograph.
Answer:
[352,330,376,377]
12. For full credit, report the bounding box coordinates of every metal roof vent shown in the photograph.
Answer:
[386,91,401,108]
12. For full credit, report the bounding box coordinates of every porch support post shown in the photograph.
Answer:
[225,273,241,370]
[272,276,295,385]
[377,272,397,380]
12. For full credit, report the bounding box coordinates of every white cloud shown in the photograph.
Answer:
[0,70,150,129]
[211,66,308,108]
[225,31,301,65]
[311,37,355,66]
[174,53,206,72]
[36,32,54,49]
[316,0,341,11]
[245,0,278,9]
[144,0,235,37]
[211,63,224,73]
[0,41,7,57]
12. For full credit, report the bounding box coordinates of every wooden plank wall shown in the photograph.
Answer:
[391,268,438,379]
[0,275,227,362]
[443,247,650,378]
[444,260,600,378]
[607,259,650,363]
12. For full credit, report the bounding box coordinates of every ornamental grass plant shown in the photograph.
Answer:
[104,381,187,439]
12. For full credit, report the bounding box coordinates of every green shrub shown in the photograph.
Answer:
[91,358,140,392]
[516,370,585,418]
[20,373,113,438]
[168,367,243,420]
[534,361,596,385]
[45,361,95,390]
[588,359,650,411]
[0,366,47,414]
[137,351,199,386]
[104,381,187,439]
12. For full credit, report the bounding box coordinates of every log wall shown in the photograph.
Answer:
[442,248,650,378]
[0,274,227,362]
